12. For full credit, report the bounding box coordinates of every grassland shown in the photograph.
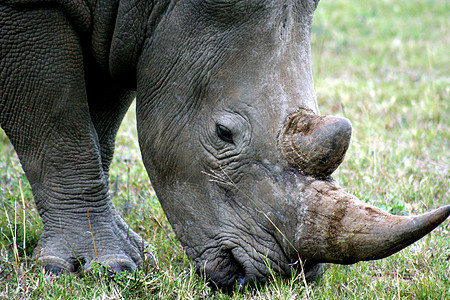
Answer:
[1,0,449,298]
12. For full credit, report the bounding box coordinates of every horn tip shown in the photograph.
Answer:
[434,205,450,222]
[413,204,450,236]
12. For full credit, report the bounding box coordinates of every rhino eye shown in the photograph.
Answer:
[216,124,234,144]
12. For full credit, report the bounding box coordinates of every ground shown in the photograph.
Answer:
[0,0,448,298]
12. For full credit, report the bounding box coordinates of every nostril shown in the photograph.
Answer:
[72,257,86,273]
[236,275,246,289]
[226,248,246,287]
[204,248,247,289]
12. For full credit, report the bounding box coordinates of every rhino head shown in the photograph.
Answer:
[134,1,449,287]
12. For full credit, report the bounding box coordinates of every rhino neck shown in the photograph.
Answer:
[108,0,154,89]
[87,0,171,90]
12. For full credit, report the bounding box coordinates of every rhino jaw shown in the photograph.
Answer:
[295,180,450,264]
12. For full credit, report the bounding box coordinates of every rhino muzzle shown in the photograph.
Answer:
[279,110,449,265]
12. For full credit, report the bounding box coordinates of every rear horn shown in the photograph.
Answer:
[280,110,352,178]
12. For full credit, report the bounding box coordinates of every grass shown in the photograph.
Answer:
[1,0,449,298]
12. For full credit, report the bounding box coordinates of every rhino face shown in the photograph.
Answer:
[135,0,449,287]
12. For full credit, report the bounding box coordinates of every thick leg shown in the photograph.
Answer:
[0,6,143,273]
[85,66,148,273]
[85,67,136,179]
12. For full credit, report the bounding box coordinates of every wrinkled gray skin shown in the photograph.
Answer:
[1,0,449,288]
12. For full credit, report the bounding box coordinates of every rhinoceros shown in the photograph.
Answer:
[0,0,448,287]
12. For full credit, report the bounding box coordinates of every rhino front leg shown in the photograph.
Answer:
[84,65,148,273]
[0,6,144,273]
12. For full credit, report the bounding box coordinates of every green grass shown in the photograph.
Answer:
[1,0,449,298]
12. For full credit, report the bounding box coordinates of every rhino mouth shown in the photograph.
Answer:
[210,247,322,288]
[208,228,324,288]
[201,230,295,288]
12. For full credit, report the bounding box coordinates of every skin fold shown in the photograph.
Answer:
[1,0,448,288]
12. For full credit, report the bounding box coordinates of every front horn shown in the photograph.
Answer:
[295,181,450,264]
[280,110,352,178]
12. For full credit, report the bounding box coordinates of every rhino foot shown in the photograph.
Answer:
[34,208,152,276]
[84,255,139,275]
[38,254,142,276]
[39,255,76,274]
